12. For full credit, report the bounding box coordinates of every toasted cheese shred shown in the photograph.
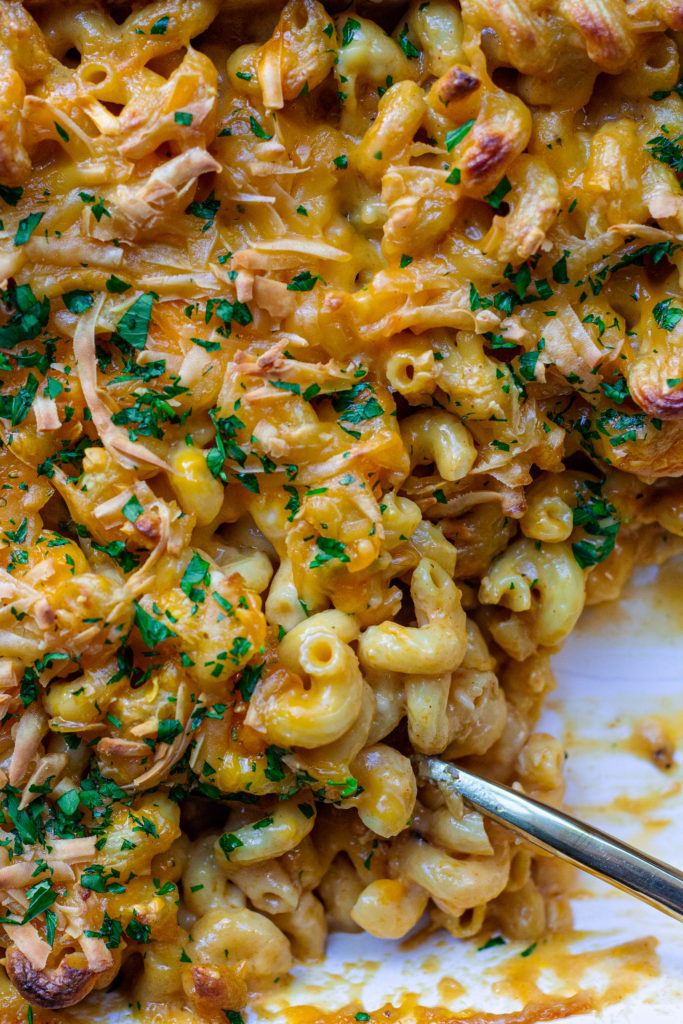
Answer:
[73,298,170,472]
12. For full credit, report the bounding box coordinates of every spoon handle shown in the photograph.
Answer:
[418,756,683,923]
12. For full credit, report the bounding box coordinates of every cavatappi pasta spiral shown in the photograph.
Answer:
[1,0,683,1019]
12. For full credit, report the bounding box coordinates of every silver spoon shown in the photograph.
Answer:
[416,755,683,923]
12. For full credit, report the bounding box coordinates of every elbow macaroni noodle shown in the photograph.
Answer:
[0,0,682,1016]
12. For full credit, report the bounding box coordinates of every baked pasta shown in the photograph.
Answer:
[1,0,683,1018]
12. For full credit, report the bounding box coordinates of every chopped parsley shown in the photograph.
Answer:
[517,338,545,381]
[229,636,252,664]
[62,290,93,314]
[341,17,361,46]
[78,193,110,222]
[571,481,620,568]
[92,540,140,574]
[86,913,124,950]
[180,551,210,600]
[186,190,221,232]
[133,603,177,647]
[249,115,273,140]
[19,668,39,709]
[552,250,570,284]
[287,270,322,292]
[115,293,155,350]
[485,175,512,209]
[125,914,151,944]
[445,119,475,151]
[157,719,184,744]
[236,662,263,702]
[264,745,288,781]
[0,373,39,425]
[310,536,349,568]
[600,375,629,404]
[218,832,244,859]
[22,879,57,924]
[121,494,144,523]
[0,185,22,206]
[14,212,44,246]
[398,24,420,59]
[646,127,683,176]
[331,383,383,424]
[653,297,683,331]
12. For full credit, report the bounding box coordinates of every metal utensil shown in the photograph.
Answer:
[416,755,683,923]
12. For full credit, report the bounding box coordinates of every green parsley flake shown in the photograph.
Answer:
[552,250,570,284]
[398,24,420,59]
[445,119,475,151]
[157,719,184,744]
[57,790,80,817]
[600,375,629,404]
[125,915,151,944]
[218,832,244,859]
[236,662,263,702]
[180,551,211,599]
[485,175,512,209]
[116,292,155,350]
[332,383,383,424]
[62,290,94,314]
[229,636,252,664]
[310,536,349,568]
[0,372,39,425]
[653,297,683,331]
[22,879,57,924]
[571,481,620,568]
[121,494,144,523]
[14,212,44,246]
[287,270,322,291]
[0,185,23,206]
[341,17,360,46]
[264,745,287,781]
[134,602,177,647]
[647,128,683,176]
[106,275,131,294]
[249,115,273,140]
[186,190,221,232]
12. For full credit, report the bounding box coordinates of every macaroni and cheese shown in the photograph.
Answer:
[1,0,683,1018]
